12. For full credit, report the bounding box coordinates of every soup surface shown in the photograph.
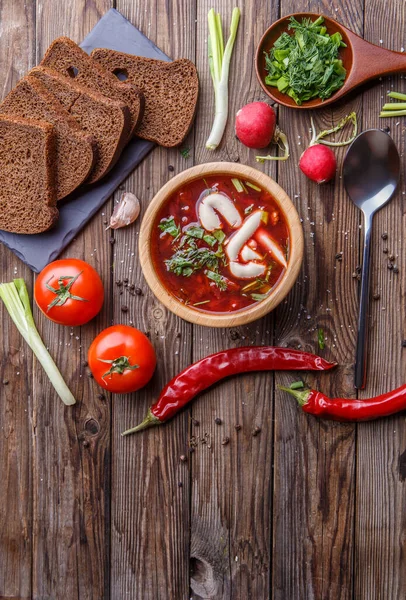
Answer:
[151,175,289,313]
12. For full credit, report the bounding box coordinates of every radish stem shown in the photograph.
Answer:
[206,7,241,150]
[255,127,290,162]
[309,112,358,147]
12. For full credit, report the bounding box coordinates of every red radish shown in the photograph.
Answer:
[235,102,276,149]
[299,144,337,184]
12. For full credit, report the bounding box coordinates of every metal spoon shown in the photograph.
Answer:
[343,130,400,389]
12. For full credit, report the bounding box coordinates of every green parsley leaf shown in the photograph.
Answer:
[158,216,181,239]
[206,270,228,291]
[180,147,191,159]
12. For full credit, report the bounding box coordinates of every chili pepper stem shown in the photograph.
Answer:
[121,408,162,436]
[279,386,311,407]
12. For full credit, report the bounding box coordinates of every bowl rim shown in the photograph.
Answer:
[254,12,353,110]
[139,162,304,327]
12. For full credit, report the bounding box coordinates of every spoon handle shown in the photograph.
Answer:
[354,212,373,389]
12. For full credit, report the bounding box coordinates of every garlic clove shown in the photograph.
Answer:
[107,192,140,230]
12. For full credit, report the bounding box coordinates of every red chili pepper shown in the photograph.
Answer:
[281,384,406,422]
[121,347,336,435]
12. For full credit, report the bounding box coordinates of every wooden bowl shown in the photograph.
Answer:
[139,163,304,327]
[255,13,406,110]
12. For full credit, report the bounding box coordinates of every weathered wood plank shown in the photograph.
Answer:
[273,1,362,598]
[355,1,406,598]
[32,2,113,599]
[109,2,196,598]
[191,1,278,598]
[0,1,36,598]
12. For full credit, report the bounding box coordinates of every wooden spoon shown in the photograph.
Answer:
[255,12,406,110]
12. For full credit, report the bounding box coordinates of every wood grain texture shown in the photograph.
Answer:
[32,2,113,599]
[0,2,36,598]
[0,1,405,599]
[110,1,196,598]
[191,1,279,598]
[272,1,362,598]
[355,1,406,598]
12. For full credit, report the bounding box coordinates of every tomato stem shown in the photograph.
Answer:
[45,271,89,311]
[99,355,139,379]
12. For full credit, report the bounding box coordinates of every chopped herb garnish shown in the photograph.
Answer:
[159,216,181,239]
[264,15,347,105]
[213,229,226,244]
[180,147,191,159]
[203,234,218,247]
[206,270,228,291]
[165,245,223,277]
[245,181,261,192]
[231,178,244,193]
[251,292,269,301]
[185,225,205,239]
[318,328,325,350]
[193,300,211,306]
[245,204,254,215]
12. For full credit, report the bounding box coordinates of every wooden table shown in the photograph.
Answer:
[1,0,405,598]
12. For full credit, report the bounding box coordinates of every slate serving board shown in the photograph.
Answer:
[0,8,170,273]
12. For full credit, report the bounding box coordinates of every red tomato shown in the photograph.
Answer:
[88,325,156,393]
[35,259,104,326]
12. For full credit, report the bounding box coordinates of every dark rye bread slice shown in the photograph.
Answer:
[0,115,58,234]
[30,66,131,183]
[0,76,95,200]
[40,37,144,141]
[91,49,199,147]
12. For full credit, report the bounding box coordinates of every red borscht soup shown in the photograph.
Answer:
[151,175,289,313]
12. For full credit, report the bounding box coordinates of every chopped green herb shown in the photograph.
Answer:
[318,328,325,350]
[245,204,254,215]
[213,229,226,244]
[185,225,205,239]
[203,234,218,247]
[206,270,228,291]
[245,181,261,192]
[264,15,347,105]
[165,246,223,277]
[193,299,211,306]
[158,216,181,239]
[231,178,244,193]
[180,147,191,159]
[251,292,269,301]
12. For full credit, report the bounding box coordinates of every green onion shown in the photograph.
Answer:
[203,234,218,247]
[380,110,406,118]
[251,292,269,301]
[245,181,261,192]
[193,300,211,306]
[388,91,406,101]
[0,279,75,405]
[231,178,244,193]
[185,225,205,239]
[206,7,241,150]
[382,103,406,111]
